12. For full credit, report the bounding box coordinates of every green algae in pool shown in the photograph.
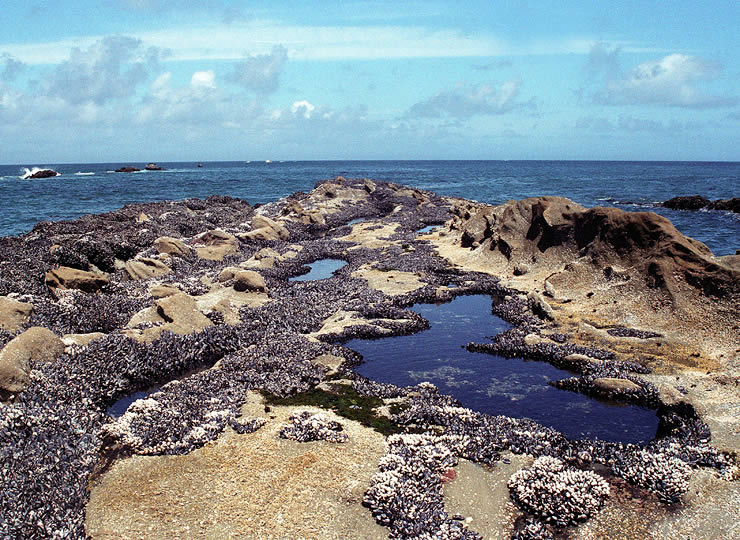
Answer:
[347,294,659,444]
[290,259,348,281]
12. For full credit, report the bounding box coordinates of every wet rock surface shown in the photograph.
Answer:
[0,177,737,539]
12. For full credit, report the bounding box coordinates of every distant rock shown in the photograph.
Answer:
[145,163,163,171]
[115,166,140,173]
[662,195,739,213]
[26,169,59,179]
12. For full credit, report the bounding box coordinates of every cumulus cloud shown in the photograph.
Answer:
[191,70,216,89]
[408,80,531,118]
[42,36,167,105]
[229,45,288,94]
[585,45,737,109]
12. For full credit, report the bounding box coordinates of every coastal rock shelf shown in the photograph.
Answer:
[0,177,738,539]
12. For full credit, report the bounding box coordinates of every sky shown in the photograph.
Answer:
[1,0,739,163]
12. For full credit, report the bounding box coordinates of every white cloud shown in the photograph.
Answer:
[1,52,24,80]
[291,100,315,119]
[588,48,737,109]
[408,80,532,118]
[191,70,216,89]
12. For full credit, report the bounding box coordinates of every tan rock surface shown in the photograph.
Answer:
[45,266,109,293]
[195,230,239,261]
[0,327,64,394]
[351,264,426,296]
[0,296,33,332]
[124,257,171,280]
[86,396,387,539]
[153,236,192,258]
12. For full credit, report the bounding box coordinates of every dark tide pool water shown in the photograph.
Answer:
[348,295,659,443]
[290,259,347,281]
[107,389,158,417]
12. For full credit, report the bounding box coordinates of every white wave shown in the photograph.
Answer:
[20,167,60,179]
[74,172,95,176]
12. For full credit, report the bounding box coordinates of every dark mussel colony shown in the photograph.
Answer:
[0,177,737,539]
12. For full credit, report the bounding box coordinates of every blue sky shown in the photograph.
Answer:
[1,1,738,162]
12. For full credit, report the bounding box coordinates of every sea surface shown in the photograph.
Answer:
[0,160,738,254]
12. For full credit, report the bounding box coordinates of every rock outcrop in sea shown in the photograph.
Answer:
[0,177,738,539]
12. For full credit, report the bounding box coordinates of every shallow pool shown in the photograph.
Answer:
[347,295,659,443]
[290,259,348,281]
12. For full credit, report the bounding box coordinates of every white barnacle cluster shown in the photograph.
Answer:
[507,456,610,528]
[364,433,480,539]
[611,448,691,503]
[278,410,348,443]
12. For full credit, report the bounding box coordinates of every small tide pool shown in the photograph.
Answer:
[347,294,659,443]
[290,259,348,281]
[107,388,158,417]
[416,225,440,234]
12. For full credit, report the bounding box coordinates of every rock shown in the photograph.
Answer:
[662,195,711,210]
[0,296,33,332]
[0,327,64,396]
[195,230,239,261]
[233,270,267,292]
[115,166,140,173]
[124,258,171,280]
[240,215,290,242]
[512,264,529,276]
[27,169,59,179]
[137,212,150,223]
[153,293,213,337]
[544,280,557,298]
[45,266,109,293]
[145,163,163,171]
[62,332,105,347]
[149,284,181,298]
[527,292,555,320]
[524,333,551,346]
[563,353,600,365]
[153,236,192,257]
[656,383,689,406]
[707,197,740,213]
[218,266,241,283]
[593,377,642,393]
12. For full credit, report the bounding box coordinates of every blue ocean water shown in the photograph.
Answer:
[349,295,659,443]
[0,160,738,254]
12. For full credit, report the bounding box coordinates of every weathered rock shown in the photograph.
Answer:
[124,293,215,342]
[137,212,150,223]
[195,230,239,260]
[527,292,555,320]
[707,197,739,213]
[45,266,109,293]
[115,166,140,173]
[563,353,600,365]
[153,236,192,257]
[593,378,642,393]
[62,332,105,347]
[125,258,171,280]
[218,266,241,282]
[233,270,267,293]
[0,327,64,395]
[0,296,33,332]
[241,215,290,242]
[149,284,181,298]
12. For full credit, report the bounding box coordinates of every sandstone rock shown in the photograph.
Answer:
[656,383,688,406]
[0,296,33,332]
[218,266,241,282]
[128,293,214,343]
[149,284,181,298]
[0,327,64,395]
[125,258,171,280]
[563,353,600,365]
[527,292,555,320]
[593,378,642,393]
[62,332,105,347]
[154,236,192,257]
[544,280,557,298]
[233,270,267,292]
[245,215,290,241]
[512,264,529,276]
[195,230,239,261]
[46,266,109,293]
[524,333,551,346]
[137,212,150,223]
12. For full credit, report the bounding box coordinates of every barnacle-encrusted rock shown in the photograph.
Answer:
[153,236,192,257]
[0,296,33,332]
[233,270,267,293]
[0,327,64,395]
[279,411,348,443]
[195,229,239,260]
[124,257,172,280]
[45,266,109,293]
[611,448,692,503]
[507,456,610,528]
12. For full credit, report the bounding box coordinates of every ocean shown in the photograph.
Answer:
[1,160,738,255]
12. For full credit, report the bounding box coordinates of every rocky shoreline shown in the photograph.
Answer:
[1,177,738,539]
